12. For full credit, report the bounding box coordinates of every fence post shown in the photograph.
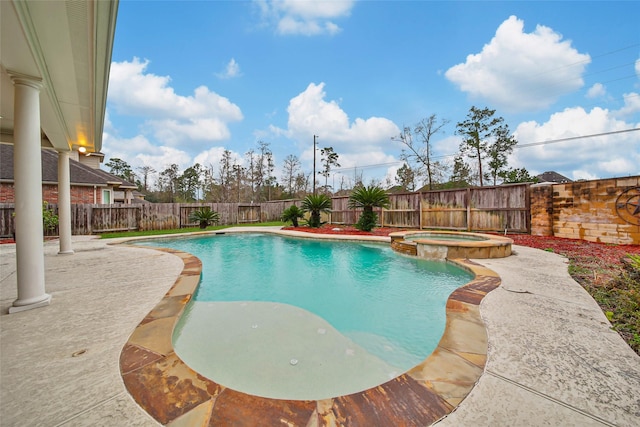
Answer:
[466,188,471,231]
[88,205,93,234]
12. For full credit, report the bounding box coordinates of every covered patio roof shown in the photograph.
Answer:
[0,0,118,153]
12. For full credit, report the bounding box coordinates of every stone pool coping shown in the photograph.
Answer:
[118,229,501,426]
[390,230,513,260]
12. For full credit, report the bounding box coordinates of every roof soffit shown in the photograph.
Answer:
[0,1,118,154]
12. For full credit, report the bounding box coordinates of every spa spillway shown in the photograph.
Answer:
[390,230,513,260]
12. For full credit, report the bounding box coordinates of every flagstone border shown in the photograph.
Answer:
[119,233,500,426]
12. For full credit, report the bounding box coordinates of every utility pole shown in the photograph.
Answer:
[313,134,318,194]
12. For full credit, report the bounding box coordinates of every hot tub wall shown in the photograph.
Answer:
[446,244,512,259]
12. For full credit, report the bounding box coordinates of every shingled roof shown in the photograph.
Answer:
[0,143,136,189]
[536,171,573,183]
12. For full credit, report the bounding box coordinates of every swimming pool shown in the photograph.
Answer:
[139,233,473,400]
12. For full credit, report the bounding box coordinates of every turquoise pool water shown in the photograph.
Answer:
[140,233,473,399]
[404,232,488,242]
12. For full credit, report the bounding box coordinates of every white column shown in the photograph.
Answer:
[9,74,51,313]
[57,150,74,254]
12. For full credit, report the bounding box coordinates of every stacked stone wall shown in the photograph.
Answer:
[530,183,554,236]
[550,176,639,245]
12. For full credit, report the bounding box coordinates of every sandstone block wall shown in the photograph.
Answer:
[530,176,639,245]
[530,183,554,236]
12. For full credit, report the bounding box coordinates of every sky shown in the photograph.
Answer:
[103,0,640,190]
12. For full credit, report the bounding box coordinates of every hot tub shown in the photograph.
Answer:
[389,230,513,260]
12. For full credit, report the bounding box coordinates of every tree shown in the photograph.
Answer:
[442,155,472,189]
[256,141,275,201]
[499,167,539,184]
[395,163,416,191]
[456,106,517,187]
[281,155,301,197]
[232,164,245,203]
[137,165,156,191]
[394,115,449,190]
[179,164,202,202]
[105,158,135,182]
[294,172,310,197]
[157,164,180,202]
[201,164,217,201]
[319,146,340,193]
[301,194,331,228]
[486,125,518,185]
[217,150,235,202]
[348,185,390,232]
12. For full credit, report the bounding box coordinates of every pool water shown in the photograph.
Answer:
[404,232,488,242]
[140,233,473,400]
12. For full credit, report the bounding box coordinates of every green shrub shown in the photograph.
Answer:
[348,185,390,232]
[188,207,220,229]
[42,202,59,232]
[301,194,331,228]
[281,205,304,227]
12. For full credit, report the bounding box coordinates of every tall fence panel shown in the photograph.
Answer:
[418,184,529,232]
[420,189,469,230]
[91,205,139,233]
[467,184,530,232]
[138,203,180,231]
[382,192,422,228]
[0,204,15,237]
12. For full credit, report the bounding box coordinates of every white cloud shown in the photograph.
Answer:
[102,131,193,179]
[614,92,640,117]
[636,58,640,76]
[136,147,194,173]
[216,58,241,79]
[193,146,243,169]
[586,83,606,99]
[256,0,354,36]
[266,82,401,184]
[149,117,233,145]
[512,106,640,179]
[281,82,400,152]
[108,58,243,146]
[445,16,590,112]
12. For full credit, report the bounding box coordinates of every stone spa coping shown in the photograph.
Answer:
[117,230,501,426]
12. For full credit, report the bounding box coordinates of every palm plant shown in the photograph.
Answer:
[348,185,390,231]
[281,205,305,227]
[189,206,220,229]
[301,194,331,228]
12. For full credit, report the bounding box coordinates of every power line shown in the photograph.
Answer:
[332,127,640,173]
[531,43,639,77]
[516,127,640,149]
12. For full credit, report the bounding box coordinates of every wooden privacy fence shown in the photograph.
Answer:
[331,183,530,233]
[0,185,530,236]
[0,200,301,236]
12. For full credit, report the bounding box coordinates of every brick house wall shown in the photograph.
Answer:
[0,182,102,204]
[0,183,13,203]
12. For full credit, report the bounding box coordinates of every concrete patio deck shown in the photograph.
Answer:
[1,229,639,426]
